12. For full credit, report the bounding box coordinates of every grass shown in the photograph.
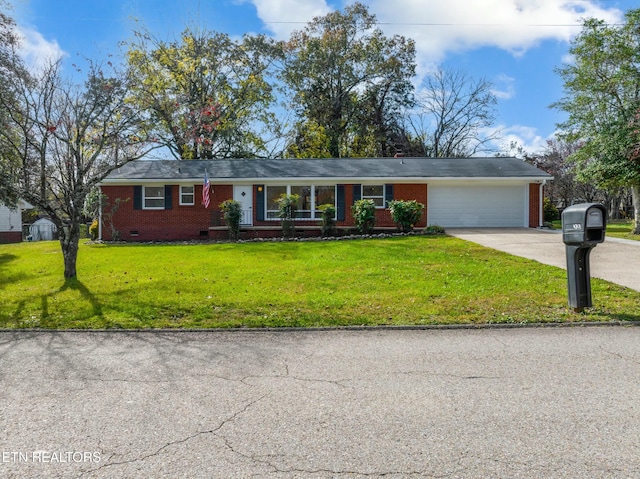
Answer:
[605,220,639,240]
[551,219,639,241]
[1,236,639,329]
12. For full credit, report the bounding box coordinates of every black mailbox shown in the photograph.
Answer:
[561,203,607,312]
[562,203,607,245]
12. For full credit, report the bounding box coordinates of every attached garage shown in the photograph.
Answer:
[428,182,528,228]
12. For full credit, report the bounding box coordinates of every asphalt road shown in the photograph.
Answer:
[1,328,640,478]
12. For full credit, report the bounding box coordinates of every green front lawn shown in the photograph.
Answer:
[606,220,639,240]
[1,236,639,329]
[551,219,639,241]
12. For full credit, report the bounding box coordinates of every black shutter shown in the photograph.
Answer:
[352,184,361,203]
[133,186,142,210]
[256,185,265,221]
[384,184,394,207]
[336,185,345,221]
[164,185,173,210]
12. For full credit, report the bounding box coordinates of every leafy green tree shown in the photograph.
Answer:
[286,119,332,158]
[126,27,277,159]
[0,58,156,278]
[0,3,28,207]
[281,2,415,158]
[554,9,640,233]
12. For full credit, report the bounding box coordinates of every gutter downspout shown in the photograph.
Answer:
[539,181,546,227]
[98,186,103,241]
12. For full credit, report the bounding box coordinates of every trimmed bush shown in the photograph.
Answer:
[544,198,560,222]
[388,199,424,233]
[318,204,337,237]
[220,199,243,241]
[352,199,376,234]
[89,220,99,240]
[424,224,446,235]
[276,194,299,238]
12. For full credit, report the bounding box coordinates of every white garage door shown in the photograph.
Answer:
[428,184,526,227]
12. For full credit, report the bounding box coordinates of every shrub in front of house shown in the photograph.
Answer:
[543,198,560,222]
[318,204,336,237]
[352,199,376,234]
[89,220,99,240]
[388,199,424,233]
[220,199,243,241]
[276,194,300,238]
[424,224,446,235]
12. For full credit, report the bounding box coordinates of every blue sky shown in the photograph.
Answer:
[10,0,637,155]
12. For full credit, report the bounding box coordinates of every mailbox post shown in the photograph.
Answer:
[561,203,607,312]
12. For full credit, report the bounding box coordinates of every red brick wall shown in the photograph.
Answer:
[103,182,431,241]
[529,183,541,228]
[0,231,22,243]
[102,184,228,241]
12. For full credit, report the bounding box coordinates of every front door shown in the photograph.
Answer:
[233,185,253,225]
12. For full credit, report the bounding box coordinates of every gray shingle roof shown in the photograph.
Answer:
[103,157,552,183]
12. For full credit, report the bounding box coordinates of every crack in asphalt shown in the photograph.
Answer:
[215,439,436,479]
[599,345,640,366]
[392,370,503,381]
[238,359,353,390]
[77,394,268,478]
[216,429,464,478]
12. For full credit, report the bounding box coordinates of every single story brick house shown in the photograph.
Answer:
[98,157,552,241]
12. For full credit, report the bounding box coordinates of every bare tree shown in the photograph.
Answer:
[0,59,158,278]
[404,67,499,158]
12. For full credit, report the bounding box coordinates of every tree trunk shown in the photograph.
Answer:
[59,222,81,278]
[632,183,640,235]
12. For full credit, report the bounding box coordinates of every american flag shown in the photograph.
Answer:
[202,171,211,208]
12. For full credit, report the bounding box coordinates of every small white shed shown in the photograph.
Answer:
[30,218,57,241]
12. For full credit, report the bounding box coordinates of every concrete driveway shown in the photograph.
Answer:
[448,228,640,292]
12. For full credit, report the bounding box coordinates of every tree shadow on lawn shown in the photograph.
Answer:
[0,253,27,290]
[59,278,103,317]
[36,278,103,326]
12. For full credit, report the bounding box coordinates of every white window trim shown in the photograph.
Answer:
[143,185,165,210]
[362,184,385,209]
[179,185,195,206]
[265,185,336,221]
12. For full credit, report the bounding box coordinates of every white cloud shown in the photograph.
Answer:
[366,0,624,70]
[246,0,624,91]
[491,74,516,100]
[16,26,66,72]
[244,0,333,39]
[488,124,548,155]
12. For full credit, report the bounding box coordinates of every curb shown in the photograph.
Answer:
[0,321,639,334]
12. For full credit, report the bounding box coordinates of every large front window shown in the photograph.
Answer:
[143,186,165,209]
[265,185,336,220]
[314,186,336,217]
